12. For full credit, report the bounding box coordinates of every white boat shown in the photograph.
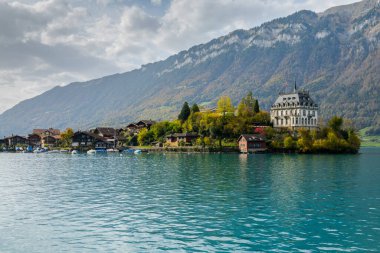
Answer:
[48,150,60,153]
[87,149,96,154]
[34,148,47,153]
[134,149,142,154]
[107,148,118,152]
[71,150,79,154]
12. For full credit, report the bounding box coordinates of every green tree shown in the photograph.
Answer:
[253,99,260,113]
[347,129,361,151]
[217,96,234,116]
[209,118,224,148]
[252,111,270,124]
[328,116,343,132]
[168,120,182,133]
[191,103,200,113]
[284,136,296,149]
[237,92,256,117]
[137,128,154,146]
[297,129,313,153]
[178,102,191,122]
[150,121,169,141]
[60,128,74,148]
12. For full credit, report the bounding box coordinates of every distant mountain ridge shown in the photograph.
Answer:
[0,0,379,136]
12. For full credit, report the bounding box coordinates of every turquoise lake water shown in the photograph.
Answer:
[0,148,379,252]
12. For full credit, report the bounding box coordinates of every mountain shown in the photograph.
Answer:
[1,0,380,136]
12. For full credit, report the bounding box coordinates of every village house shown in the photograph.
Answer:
[32,128,61,147]
[125,120,156,134]
[72,131,114,150]
[238,134,267,153]
[28,134,42,147]
[33,128,60,137]
[42,135,60,147]
[136,120,156,129]
[125,123,139,133]
[166,133,198,147]
[270,83,319,130]
[115,128,127,147]
[3,135,28,149]
[92,127,116,139]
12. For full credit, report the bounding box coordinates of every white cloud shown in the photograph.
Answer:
[0,0,359,113]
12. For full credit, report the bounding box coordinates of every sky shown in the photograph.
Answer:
[0,0,358,113]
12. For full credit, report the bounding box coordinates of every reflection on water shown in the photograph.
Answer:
[0,148,379,252]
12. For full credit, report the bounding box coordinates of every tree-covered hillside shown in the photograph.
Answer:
[0,0,379,136]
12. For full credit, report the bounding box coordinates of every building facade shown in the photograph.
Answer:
[166,133,198,147]
[270,86,319,130]
[238,134,267,153]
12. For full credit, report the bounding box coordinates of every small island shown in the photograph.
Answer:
[0,86,361,154]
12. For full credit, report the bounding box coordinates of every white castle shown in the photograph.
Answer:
[270,83,319,130]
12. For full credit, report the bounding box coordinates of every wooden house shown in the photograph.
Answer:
[42,135,60,147]
[3,135,28,148]
[72,131,113,149]
[115,128,127,147]
[166,133,198,147]
[136,120,156,129]
[28,134,42,147]
[238,134,267,153]
[124,120,156,135]
[92,127,116,139]
[126,123,139,132]
[33,128,60,137]
[32,128,61,147]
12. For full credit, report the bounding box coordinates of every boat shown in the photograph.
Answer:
[71,150,79,154]
[95,148,107,153]
[134,149,142,154]
[87,149,96,154]
[48,150,60,153]
[106,148,118,152]
[34,148,47,153]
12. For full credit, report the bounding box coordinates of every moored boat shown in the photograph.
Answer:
[87,149,96,154]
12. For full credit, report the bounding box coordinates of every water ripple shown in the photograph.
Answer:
[0,149,379,252]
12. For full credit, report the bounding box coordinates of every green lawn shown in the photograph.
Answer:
[359,127,380,147]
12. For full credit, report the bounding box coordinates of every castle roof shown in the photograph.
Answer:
[271,90,318,109]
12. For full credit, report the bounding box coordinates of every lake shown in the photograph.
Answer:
[0,148,379,252]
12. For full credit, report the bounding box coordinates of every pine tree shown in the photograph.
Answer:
[191,103,200,113]
[178,102,191,121]
[253,99,260,113]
